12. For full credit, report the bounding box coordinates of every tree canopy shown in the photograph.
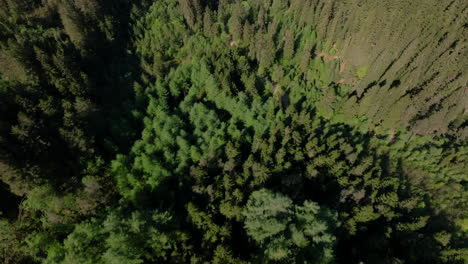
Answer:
[0,0,466,263]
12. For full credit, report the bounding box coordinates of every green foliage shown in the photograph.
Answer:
[0,1,466,264]
[243,189,337,263]
[356,66,369,80]
[0,218,25,263]
[30,209,180,264]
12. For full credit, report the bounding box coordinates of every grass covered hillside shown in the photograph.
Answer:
[310,0,467,138]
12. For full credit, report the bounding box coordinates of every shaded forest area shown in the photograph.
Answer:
[0,0,467,263]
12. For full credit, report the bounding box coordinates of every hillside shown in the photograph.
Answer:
[0,1,466,263]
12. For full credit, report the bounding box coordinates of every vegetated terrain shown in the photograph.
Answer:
[0,0,466,263]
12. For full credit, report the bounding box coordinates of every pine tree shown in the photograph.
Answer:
[283,29,295,60]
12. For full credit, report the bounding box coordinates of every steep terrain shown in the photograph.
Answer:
[0,1,466,263]
[310,0,467,137]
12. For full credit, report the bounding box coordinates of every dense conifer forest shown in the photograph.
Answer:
[0,0,467,263]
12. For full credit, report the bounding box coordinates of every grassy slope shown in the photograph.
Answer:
[310,0,467,138]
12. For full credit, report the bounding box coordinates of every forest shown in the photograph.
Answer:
[0,0,467,263]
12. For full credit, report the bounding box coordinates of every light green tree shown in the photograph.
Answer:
[243,189,337,263]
